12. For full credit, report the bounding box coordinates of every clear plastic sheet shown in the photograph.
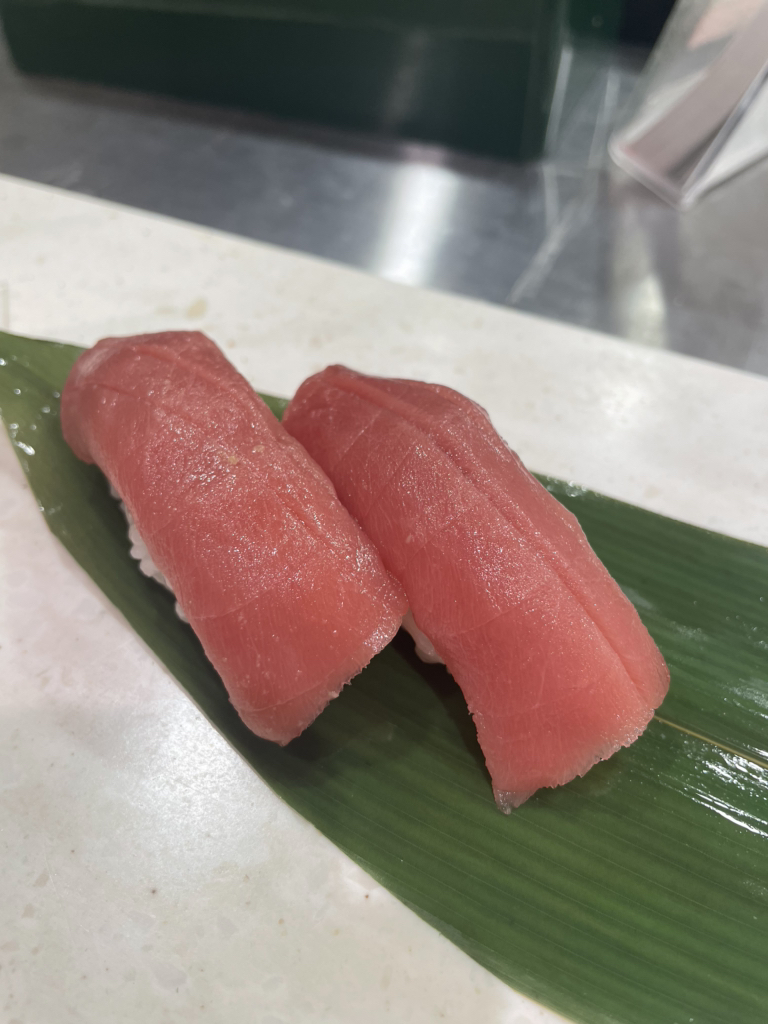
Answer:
[610,0,768,207]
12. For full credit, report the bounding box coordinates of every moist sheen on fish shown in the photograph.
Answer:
[282,365,670,809]
[61,333,407,744]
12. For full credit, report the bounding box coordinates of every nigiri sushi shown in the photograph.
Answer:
[61,334,407,743]
[282,365,670,809]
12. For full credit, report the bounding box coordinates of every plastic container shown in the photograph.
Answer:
[610,0,768,207]
[1,0,567,160]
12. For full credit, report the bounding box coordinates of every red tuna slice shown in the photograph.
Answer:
[61,334,407,744]
[282,365,670,809]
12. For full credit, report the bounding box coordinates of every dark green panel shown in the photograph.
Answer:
[568,0,621,41]
[568,0,675,45]
[1,0,558,34]
[2,331,767,1024]
[0,0,566,159]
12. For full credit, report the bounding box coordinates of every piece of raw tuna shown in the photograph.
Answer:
[282,365,670,809]
[62,334,407,743]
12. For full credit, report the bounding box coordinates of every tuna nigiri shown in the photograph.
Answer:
[283,365,670,809]
[61,334,407,743]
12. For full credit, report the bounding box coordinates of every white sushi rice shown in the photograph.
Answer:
[402,610,444,665]
[110,484,188,622]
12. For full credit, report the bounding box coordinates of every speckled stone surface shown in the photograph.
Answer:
[1,174,766,1024]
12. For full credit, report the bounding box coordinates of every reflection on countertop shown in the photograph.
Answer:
[1,33,767,375]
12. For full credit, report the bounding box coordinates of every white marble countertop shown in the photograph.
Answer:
[1,174,766,1024]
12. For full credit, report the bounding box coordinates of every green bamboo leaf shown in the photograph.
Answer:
[1,330,767,1024]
